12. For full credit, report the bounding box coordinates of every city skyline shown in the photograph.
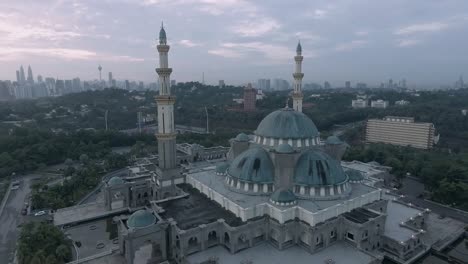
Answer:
[1,0,468,87]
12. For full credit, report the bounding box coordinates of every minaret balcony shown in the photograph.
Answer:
[292,93,303,99]
[155,95,176,104]
[156,133,177,139]
[294,55,304,61]
[156,68,173,75]
[293,73,304,79]
[157,45,170,52]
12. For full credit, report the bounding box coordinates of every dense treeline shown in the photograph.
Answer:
[31,159,127,210]
[344,144,468,210]
[18,222,72,264]
[0,128,154,179]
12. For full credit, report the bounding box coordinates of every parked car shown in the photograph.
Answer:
[34,211,46,216]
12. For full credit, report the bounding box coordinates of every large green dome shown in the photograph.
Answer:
[127,210,157,229]
[255,108,318,139]
[294,150,348,186]
[227,147,274,183]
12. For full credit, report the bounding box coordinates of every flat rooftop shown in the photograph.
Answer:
[188,167,378,214]
[160,184,243,230]
[54,202,129,226]
[384,201,420,242]
[187,242,376,264]
[344,208,380,224]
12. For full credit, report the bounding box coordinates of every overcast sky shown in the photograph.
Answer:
[1,0,467,87]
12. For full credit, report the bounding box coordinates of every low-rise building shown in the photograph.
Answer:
[352,99,368,108]
[371,100,389,109]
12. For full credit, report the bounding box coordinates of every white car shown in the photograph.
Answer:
[34,211,46,216]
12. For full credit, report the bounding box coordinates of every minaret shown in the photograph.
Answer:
[292,41,304,112]
[155,22,177,171]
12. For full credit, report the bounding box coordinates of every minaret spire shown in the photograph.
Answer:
[292,40,304,112]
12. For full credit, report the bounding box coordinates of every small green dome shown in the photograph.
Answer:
[346,169,364,182]
[215,162,229,174]
[325,135,343,145]
[275,143,294,154]
[235,133,249,142]
[127,210,157,229]
[227,147,274,183]
[108,176,124,186]
[294,150,347,186]
[255,108,318,139]
[270,188,296,204]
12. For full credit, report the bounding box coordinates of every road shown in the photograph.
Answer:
[0,175,36,264]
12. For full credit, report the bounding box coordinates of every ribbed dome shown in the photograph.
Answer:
[270,188,296,204]
[235,133,249,142]
[127,210,157,229]
[275,143,294,154]
[255,108,318,139]
[294,150,347,186]
[108,176,124,186]
[227,147,274,183]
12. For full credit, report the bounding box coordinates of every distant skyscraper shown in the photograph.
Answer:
[55,79,65,95]
[65,80,73,94]
[27,65,34,84]
[108,72,113,87]
[455,75,464,89]
[243,83,256,112]
[257,79,271,90]
[356,82,367,89]
[16,70,20,83]
[324,81,331,89]
[171,80,176,87]
[37,75,43,83]
[98,65,102,81]
[139,81,144,90]
[19,66,26,84]
[345,81,351,89]
[388,79,393,88]
[218,80,225,88]
[45,78,56,96]
[72,78,81,92]
[125,80,130,90]
[0,81,13,101]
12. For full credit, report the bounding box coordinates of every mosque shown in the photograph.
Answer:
[54,25,467,264]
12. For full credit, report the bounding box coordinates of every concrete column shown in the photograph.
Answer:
[320,187,325,196]
[254,184,259,193]
[310,187,315,196]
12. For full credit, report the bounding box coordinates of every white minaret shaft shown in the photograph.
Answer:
[292,41,304,112]
[155,23,177,169]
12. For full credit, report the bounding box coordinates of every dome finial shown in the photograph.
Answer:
[161,21,164,29]
[285,98,290,108]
